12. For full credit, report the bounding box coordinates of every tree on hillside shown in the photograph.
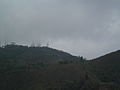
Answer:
[78,56,86,61]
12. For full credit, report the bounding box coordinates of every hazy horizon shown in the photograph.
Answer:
[0,0,120,59]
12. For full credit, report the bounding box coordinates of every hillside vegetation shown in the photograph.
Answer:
[87,50,120,87]
[0,44,120,90]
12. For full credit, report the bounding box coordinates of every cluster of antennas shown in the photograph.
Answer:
[0,41,50,48]
[30,41,49,47]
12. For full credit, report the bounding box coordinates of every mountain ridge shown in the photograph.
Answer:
[0,44,120,90]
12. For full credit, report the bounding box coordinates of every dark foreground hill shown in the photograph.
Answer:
[0,44,120,90]
[87,50,120,86]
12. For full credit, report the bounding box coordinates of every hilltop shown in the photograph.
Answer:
[0,44,84,71]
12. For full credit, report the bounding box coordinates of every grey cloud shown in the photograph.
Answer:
[0,0,120,59]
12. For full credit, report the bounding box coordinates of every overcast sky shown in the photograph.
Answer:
[0,0,120,59]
